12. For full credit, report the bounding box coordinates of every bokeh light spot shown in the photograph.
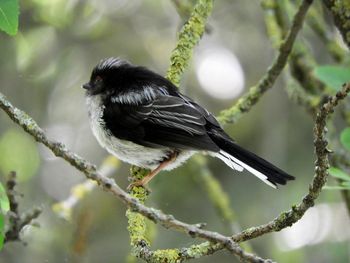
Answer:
[195,47,245,100]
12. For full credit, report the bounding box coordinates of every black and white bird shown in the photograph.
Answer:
[83,57,294,188]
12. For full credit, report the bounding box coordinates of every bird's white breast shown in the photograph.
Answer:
[85,95,194,170]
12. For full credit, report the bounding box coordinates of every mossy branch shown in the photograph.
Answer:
[166,0,213,86]
[231,83,350,243]
[126,167,151,253]
[261,0,322,114]
[307,2,346,62]
[323,0,350,49]
[217,0,314,125]
[264,0,350,226]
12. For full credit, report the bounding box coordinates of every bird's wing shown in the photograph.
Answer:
[177,93,222,129]
[103,91,220,151]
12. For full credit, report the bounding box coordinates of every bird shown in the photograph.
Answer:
[82,57,295,188]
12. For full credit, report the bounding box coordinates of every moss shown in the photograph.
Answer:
[327,0,350,47]
[261,0,283,48]
[185,243,215,259]
[152,249,181,263]
[126,166,151,247]
[126,167,151,247]
[130,165,150,181]
[166,0,213,86]
[126,209,150,247]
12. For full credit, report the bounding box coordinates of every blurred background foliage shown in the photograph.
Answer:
[0,0,349,262]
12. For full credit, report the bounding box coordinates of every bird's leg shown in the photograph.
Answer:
[127,152,178,189]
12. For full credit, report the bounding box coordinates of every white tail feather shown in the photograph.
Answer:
[216,151,243,171]
[217,150,277,189]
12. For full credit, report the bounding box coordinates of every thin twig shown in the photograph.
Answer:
[4,171,42,243]
[4,171,20,242]
[218,0,314,125]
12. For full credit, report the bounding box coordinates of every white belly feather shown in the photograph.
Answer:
[85,95,195,170]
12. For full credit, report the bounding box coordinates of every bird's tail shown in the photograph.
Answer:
[209,131,295,188]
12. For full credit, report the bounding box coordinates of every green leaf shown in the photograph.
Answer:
[0,214,4,250]
[340,127,350,152]
[328,167,350,182]
[0,0,19,36]
[0,183,9,214]
[0,130,40,182]
[313,66,350,91]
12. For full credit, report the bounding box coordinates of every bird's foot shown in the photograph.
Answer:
[127,151,178,192]
[127,179,152,193]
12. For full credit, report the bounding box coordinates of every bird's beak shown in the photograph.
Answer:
[82,82,92,90]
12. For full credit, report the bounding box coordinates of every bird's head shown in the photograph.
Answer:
[82,57,127,96]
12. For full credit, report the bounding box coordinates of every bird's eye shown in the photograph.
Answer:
[94,76,103,83]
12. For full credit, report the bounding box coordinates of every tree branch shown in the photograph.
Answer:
[263,0,350,219]
[261,0,322,115]
[231,82,350,242]
[323,0,350,49]
[218,0,314,125]
[307,2,346,62]
[4,171,42,243]
[166,0,213,86]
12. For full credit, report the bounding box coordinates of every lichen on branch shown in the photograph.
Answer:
[218,0,314,125]
[166,0,213,86]
[231,82,350,243]
[323,0,350,49]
